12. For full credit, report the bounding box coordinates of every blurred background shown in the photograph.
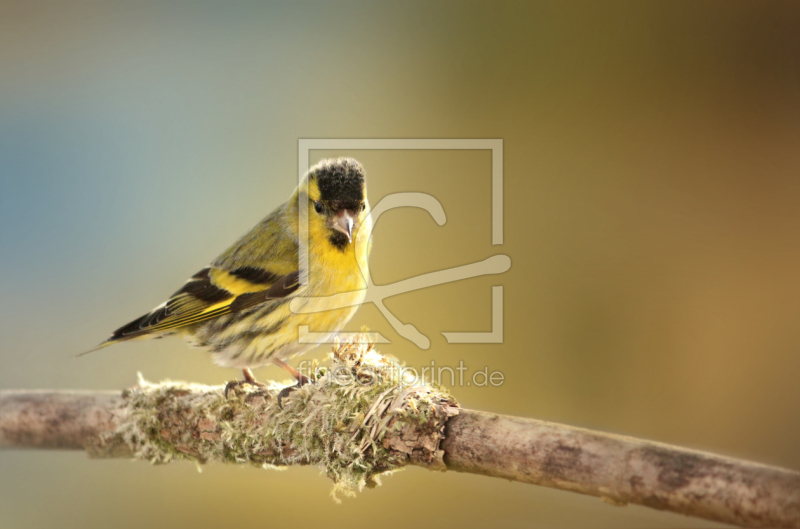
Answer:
[1,2,799,528]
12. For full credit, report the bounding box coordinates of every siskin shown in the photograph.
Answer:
[90,158,372,398]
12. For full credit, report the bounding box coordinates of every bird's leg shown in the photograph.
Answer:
[273,358,310,408]
[272,358,310,385]
[224,368,266,398]
[242,368,260,385]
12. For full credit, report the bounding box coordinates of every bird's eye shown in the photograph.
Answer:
[314,201,324,214]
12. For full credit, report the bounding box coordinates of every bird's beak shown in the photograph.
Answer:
[333,210,354,242]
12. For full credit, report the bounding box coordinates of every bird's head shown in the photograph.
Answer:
[304,158,369,250]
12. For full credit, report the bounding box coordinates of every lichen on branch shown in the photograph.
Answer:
[101,337,459,499]
[4,353,799,527]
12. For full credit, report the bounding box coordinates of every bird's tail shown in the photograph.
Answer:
[77,310,160,358]
[76,337,123,357]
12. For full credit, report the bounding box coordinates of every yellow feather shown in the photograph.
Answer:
[209,268,269,295]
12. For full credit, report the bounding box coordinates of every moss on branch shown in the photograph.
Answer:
[100,337,459,499]
[3,351,800,527]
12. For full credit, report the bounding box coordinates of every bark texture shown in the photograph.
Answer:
[2,389,799,527]
[0,390,124,453]
[442,410,800,529]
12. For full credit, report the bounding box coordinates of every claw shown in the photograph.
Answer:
[276,377,311,409]
[224,368,266,399]
[224,379,266,398]
[276,385,296,409]
[224,380,238,399]
[272,358,311,409]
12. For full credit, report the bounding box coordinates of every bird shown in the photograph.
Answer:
[89,157,372,402]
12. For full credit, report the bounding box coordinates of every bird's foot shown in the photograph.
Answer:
[224,379,267,399]
[277,373,311,409]
[224,368,267,399]
[271,358,312,409]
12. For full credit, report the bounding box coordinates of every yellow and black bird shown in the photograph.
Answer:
[91,158,372,400]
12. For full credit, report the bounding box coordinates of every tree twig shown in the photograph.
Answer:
[442,410,799,528]
[1,342,798,527]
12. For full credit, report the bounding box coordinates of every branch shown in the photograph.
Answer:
[1,342,798,527]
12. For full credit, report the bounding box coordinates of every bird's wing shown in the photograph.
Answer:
[103,267,300,343]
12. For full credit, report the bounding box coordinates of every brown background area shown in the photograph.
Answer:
[1,2,799,528]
